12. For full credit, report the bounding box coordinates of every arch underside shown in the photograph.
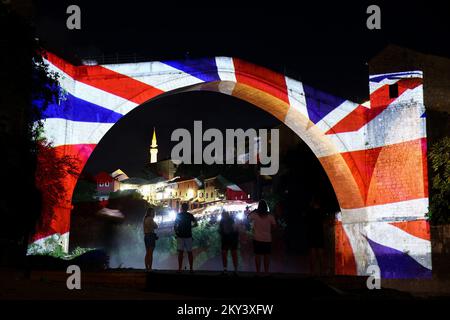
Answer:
[30,52,431,278]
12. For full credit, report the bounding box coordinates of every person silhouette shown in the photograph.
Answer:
[174,202,198,272]
[143,207,158,271]
[248,200,277,275]
[219,210,239,274]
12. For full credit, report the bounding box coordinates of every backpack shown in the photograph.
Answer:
[174,212,193,238]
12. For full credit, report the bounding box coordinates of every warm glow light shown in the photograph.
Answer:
[120,184,136,191]
[187,188,195,199]
[163,187,173,198]
[141,185,151,195]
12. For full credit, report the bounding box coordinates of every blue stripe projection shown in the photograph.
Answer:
[35,92,123,123]
[369,71,422,83]
[303,85,346,124]
[163,58,221,83]
[366,237,431,279]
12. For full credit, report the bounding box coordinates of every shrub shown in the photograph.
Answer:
[428,137,450,225]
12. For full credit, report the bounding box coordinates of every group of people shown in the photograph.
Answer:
[143,200,277,275]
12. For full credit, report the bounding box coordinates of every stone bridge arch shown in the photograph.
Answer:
[31,52,431,278]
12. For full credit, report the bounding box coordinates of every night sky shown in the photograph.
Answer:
[32,0,450,176]
[84,92,280,176]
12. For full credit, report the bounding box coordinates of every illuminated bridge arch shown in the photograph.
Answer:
[32,52,431,278]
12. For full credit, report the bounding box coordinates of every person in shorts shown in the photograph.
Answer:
[248,200,277,274]
[174,203,197,272]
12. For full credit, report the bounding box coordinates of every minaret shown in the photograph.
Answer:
[150,127,158,164]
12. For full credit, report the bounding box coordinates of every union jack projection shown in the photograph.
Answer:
[31,51,431,278]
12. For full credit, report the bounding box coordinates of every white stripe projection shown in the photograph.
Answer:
[369,71,423,93]
[285,77,308,119]
[341,198,429,224]
[42,118,114,146]
[366,222,432,270]
[102,61,204,92]
[216,57,237,82]
[44,59,139,115]
[342,222,378,276]
[315,100,359,133]
[325,85,426,154]
[342,219,431,276]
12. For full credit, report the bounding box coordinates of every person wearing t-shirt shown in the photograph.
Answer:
[174,202,198,272]
[143,207,158,271]
[248,200,277,274]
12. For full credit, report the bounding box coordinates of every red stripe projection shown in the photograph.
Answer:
[32,143,97,242]
[390,220,430,241]
[232,58,289,104]
[421,138,429,197]
[341,147,382,204]
[45,52,164,105]
[327,78,422,134]
[338,138,428,207]
[335,221,357,275]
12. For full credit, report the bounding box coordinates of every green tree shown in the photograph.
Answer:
[428,137,450,225]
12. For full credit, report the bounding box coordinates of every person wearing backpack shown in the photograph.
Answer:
[174,202,198,272]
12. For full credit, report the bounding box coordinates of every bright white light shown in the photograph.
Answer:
[155,215,163,224]
[217,214,222,221]
[236,211,245,220]
[141,185,151,195]
[168,209,177,221]
[120,184,136,191]
[164,188,173,198]
[187,188,195,199]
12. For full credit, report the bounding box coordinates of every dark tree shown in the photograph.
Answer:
[0,2,77,266]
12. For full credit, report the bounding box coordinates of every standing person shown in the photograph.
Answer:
[306,197,325,276]
[219,210,239,275]
[244,206,252,231]
[174,202,198,272]
[248,200,277,275]
[143,207,158,271]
